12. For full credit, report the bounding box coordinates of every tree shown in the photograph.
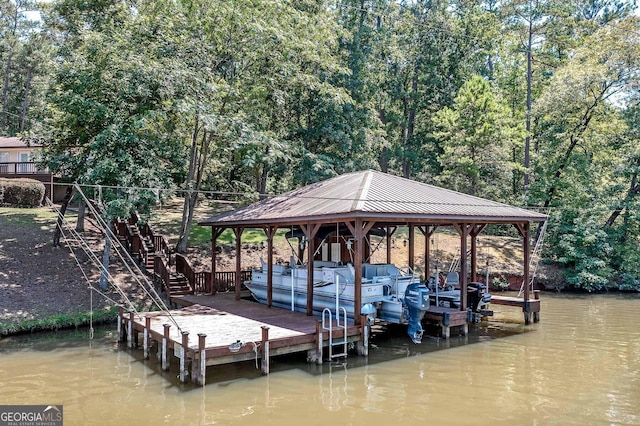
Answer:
[434,75,522,200]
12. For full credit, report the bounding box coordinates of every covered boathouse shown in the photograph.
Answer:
[121,169,547,386]
[200,169,547,322]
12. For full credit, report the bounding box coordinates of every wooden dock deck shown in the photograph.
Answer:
[423,306,470,338]
[117,294,366,386]
[490,291,541,324]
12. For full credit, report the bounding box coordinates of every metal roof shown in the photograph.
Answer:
[200,170,547,227]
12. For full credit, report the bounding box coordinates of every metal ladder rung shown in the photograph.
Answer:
[322,307,348,359]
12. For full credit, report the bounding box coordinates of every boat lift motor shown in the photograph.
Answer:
[402,282,431,344]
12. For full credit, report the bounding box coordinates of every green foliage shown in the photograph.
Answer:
[0,0,637,290]
[0,178,45,207]
[554,210,614,291]
[434,75,522,201]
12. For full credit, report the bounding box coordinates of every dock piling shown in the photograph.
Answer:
[261,326,270,375]
[193,333,207,386]
[357,315,369,357]
[128,311,135,348]
[117,307,124,342]
[180,331,189,383]
[143,317,151,359]
[161,323,170,371]
[309,320,323,365]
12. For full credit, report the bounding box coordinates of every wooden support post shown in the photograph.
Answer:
[161,323,170,371]
[533,290,540,323]
[128,311,135,348]
[143,316,151,359]
[261,326,270,375]
[193,333,207,386]
[408,225,415,270]
[315,321,323,365]
[117,306,124,342]
[211,229,217,295]
[234,228,244,301]
[442,325,450,339]
[180,331,189,383]
[357,315,369,357]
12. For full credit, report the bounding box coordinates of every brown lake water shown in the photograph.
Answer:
[0,293,639,425]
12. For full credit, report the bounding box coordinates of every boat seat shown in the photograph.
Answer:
[445,272,459,288]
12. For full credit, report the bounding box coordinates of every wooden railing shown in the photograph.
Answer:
[154,256,172,294]
[213,270,252,293]
[0,161,50,175]
[175,253,212,294]
[113,212,252,297]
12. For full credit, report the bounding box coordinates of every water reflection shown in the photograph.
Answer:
[0,293,639,425]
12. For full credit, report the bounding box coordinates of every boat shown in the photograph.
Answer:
[244,260,431,343]
[427,273,492,322]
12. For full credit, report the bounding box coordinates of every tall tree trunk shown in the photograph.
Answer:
[99,221,112,291]
[176,129,211,253]
[20,66,33,132]
[1,54,13,132]
[604,171,640,229]
[75,199,86,232]
[524,13,533,192]
[53,185,76,247]
[378,108,388,173]
[402,71,418,179]
[176,119,201,253]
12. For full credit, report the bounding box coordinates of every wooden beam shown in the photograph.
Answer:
[523,222,531,316]
[354,219,363,326]
[386,226,397,264]
[418,225,438,280]
[211,228,225,294]
[408,224,415,269]
[233,227,244,300]
[469,224,486,282]
[453,223,472,311]
[262,226,279,308]
[301,223,321,316]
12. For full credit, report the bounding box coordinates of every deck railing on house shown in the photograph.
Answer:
[0,161,50,175]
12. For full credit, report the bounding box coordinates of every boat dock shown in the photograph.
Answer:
[117,293,485,385]
[117,294,366,386]
[490,290,541,324]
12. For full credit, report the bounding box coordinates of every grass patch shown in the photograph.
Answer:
[0,307,119,337]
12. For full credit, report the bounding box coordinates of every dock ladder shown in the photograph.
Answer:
[518,219,548,297]
[322,307,348,359]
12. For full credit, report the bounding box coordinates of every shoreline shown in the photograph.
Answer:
[0,307,119,338]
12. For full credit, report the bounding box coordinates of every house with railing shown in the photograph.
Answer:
[0,136,66,202]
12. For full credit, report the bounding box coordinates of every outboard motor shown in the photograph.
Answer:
[468,282,491,311]
[402,282,431,344]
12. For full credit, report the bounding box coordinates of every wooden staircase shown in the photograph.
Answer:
[167,273,192,296]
